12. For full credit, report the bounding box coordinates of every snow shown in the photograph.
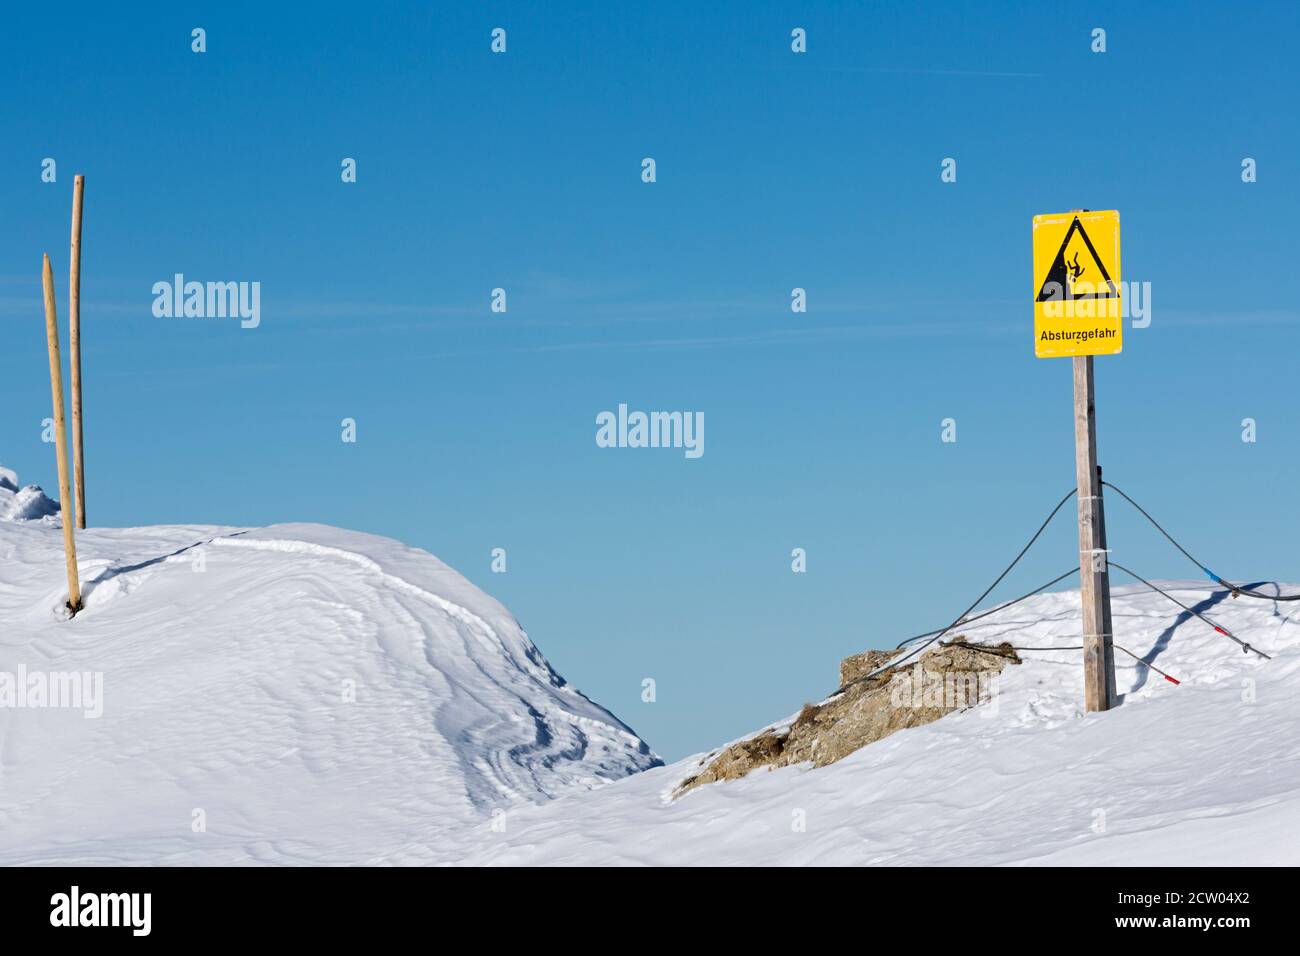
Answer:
[0,467,58,523]
[455,583,1300,866]
[0,483,659,865]
[2,459,1297,865]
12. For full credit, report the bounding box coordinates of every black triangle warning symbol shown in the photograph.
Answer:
[1036,217,1118,301]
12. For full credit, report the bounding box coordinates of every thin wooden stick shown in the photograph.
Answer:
[69,174,86,529]
[42,253,82,614]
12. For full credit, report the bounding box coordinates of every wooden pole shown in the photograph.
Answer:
[1096,465,1118,708]
[69,174,86,529]
[1074,355,1114,711]
[42,253,82,614]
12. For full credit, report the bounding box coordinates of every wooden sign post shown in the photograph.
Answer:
[1033,209,1122,712]
[42,253,82,615]
[1073,357,1116,711]
[69,174,86,530]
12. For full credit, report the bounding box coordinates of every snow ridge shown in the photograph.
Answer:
[0,499,658,865]
[212,529,657,805]
[0,467,59,523]
[452,581,1300,866]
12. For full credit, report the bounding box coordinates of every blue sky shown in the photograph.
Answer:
[2,1,1298,759]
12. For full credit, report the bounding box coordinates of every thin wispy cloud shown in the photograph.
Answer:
[771,65,1044,78]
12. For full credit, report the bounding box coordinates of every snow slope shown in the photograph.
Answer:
[0,467,58,523]
[452,582,1300,866]
[0,467,658,865]
[3,459,1298,866]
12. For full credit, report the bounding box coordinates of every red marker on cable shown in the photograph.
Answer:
[1114,644,1182,686]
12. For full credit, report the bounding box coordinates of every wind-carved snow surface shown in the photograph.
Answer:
[3,458,1298,865]
[0,486,659,865]
[451,582,1300,866]
[0,467,59,523]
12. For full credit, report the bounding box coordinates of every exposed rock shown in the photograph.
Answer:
[838,649,895,686]
[676,638,1019,796]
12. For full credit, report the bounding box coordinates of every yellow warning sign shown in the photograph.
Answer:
[1032,210,1121,358]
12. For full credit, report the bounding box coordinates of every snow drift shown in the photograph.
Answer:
[3,458,1297,866]
[457,580,1300,866]
[0,466,658,865]
[0,466,58,523]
